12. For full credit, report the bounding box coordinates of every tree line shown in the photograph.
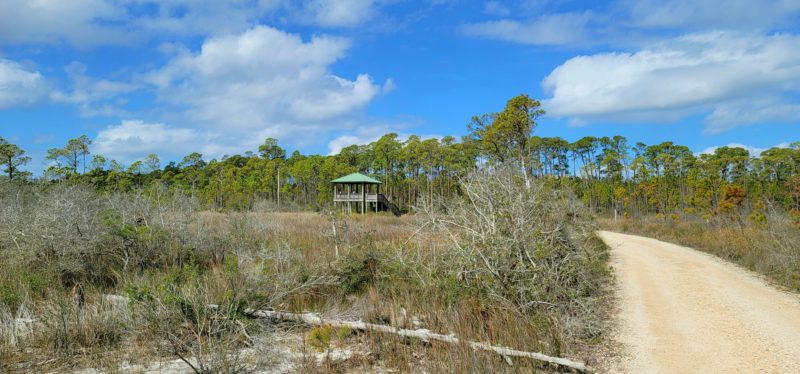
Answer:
[1,94,798,225]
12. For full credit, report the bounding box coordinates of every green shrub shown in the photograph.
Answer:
[337,252,379,294]
[306,324,334,352]
[124,284,154,302]
[0,283,21,310]
[0,269,56,309]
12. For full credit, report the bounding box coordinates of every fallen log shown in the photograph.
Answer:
[245,309,588,372]
[94,296,588,371]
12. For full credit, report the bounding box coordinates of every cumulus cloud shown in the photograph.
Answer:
[0,59,48,109]
[70,24,395,158]
[9,22,393,160]
[94,120,230,162]
[145,25,384,140]
[462,12,592,45]
[542,31,800,131]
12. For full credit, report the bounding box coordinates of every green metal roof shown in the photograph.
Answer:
[331,172,382,184]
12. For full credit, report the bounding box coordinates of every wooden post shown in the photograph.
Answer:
[361,182,366,214]
[277,167,281,211]
[334,184,339,212]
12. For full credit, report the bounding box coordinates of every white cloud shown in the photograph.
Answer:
[624,0,800,31]
[86,23,410,159]
[482,1,510,16]
[328,135,366,154]
[0,0,378,46]
[326,123,402,154]
[0,59,48,109]
[699,142,792,156]
[51,62,138,116]
[706,98,800,133]
[139,25,389,154]
[542,31,800,131]
[94,120,228,162]
[462,12,592,45]
[301,0,377,27]
[0,0,129,46]
[2,22,393,160]
[124,0,285,38]
[463,0,800,47]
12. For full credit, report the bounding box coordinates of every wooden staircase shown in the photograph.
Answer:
[377,194,402,216]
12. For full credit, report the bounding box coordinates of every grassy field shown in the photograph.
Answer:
[0,171,611,373]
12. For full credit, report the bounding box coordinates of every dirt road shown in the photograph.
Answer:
[598,231,800,373]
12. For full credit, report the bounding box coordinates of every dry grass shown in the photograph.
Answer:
[601,213,800,292]
[0,177,610,373]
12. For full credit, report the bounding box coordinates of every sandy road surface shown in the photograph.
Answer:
[598,231,800,373]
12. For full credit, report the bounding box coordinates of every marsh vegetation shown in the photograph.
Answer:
[0,165,610,373]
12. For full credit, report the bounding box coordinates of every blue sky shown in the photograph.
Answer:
[0,0,798,172]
